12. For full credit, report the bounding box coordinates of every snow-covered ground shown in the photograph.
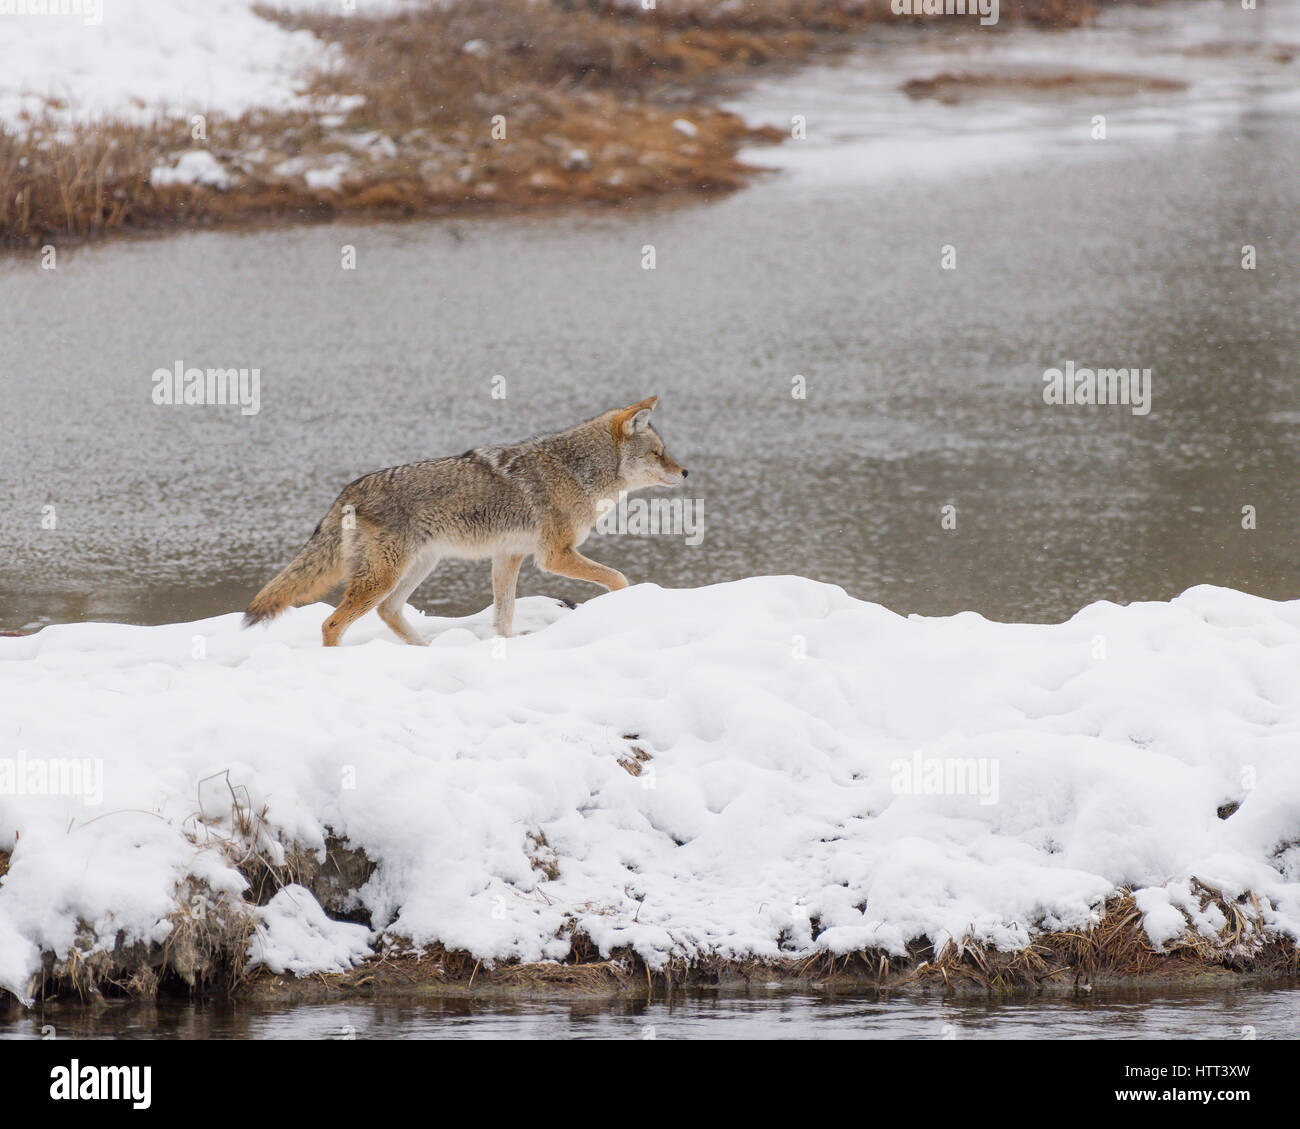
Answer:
[2,577,1299,1004]
[0,0,404,129]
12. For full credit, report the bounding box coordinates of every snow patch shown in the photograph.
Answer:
[248,886,373,976]
[150,149,232,190]
[0,0,346,128]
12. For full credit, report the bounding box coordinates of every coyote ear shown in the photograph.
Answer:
[613,396,658,438]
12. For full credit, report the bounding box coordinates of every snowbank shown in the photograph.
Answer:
[2,578,1299,1003]
[0,0,361,128]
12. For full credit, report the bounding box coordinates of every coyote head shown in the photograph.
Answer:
[611,396,688,490]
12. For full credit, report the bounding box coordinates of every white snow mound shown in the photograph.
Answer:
[0,0,343,128]
[1,577,1299,1003]
[248,886,373,976]
[150,149,233,189]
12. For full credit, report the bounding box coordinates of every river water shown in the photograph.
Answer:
[2,982,1297,1039]
[1,1,1299,1036]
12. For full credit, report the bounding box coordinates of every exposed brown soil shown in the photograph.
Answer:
[1,0,1134,247]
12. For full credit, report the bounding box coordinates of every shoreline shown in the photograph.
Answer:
[238,940,1299,1007]
[11,847,1296,1007]
[0,0,1122,249]
[22,937,1300,1009]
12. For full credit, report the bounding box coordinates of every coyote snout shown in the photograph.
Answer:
[243,397,688,646]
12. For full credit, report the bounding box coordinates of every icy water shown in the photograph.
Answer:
[3,984,1298,1040]
[3,0,1300,632]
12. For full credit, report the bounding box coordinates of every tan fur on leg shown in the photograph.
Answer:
[541,545,628,592]
[492,553,525,637]
[322,534,405,646]
[377,553,439,646]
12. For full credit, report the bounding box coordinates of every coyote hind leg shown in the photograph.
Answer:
[321,540,404,647]
[378,554,439,646]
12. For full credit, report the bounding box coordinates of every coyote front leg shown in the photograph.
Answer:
[540,543,628,593]
[492,553,524,637]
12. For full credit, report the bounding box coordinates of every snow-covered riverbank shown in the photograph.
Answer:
[0,0,354,128]
[2,578,1299,1004]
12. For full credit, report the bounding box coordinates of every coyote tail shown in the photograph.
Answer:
[243,511,345,628]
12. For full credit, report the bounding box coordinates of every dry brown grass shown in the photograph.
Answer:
[902,937,1066,990]
[266,0,815,118]
[27,881,256,1004]
[617,735,653,777]
[0,122,152,244]
[16,772,378,1004]
[1046,885,1300,978]
[898,885,1300,993]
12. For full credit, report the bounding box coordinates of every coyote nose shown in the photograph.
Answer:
[681,468,689,478]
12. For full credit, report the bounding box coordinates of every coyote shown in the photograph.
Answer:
[243,397,688,646]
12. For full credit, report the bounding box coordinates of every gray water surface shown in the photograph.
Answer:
[2,1,1298,632]
[3,983,1297,1039]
